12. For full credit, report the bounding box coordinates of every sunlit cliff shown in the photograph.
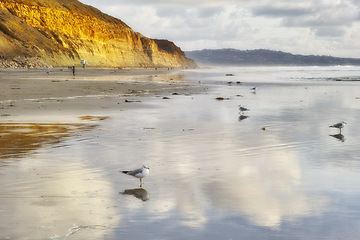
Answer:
[0,0,195,68]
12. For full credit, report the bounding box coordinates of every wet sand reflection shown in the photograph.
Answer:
[0,163,120,239]
[0,122,119,239]
[149,141,330,229]
[121,188,150,201]
[238,115,249,121]
[0,123,97,160]
[330,133,345,142]
[2,66,360,239]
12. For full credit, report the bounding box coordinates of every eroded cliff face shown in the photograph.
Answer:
[0,0,195,67]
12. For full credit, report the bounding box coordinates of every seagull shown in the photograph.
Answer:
[239,105,250,115]
[121,165,149,186]
[250,87,256,91]
[329,121,346,133]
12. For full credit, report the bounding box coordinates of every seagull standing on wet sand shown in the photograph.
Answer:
[239,105,250,115]
[121,165,149,187]
[329,121,346,133]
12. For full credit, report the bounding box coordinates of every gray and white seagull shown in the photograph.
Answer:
[329,121,346,134]
[121,165,150,186]
[239,105,250,115]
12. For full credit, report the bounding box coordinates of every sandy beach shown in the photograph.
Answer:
[0,67,206,239]
[0,67,198,100]
[1,66,360,240]
[0,67,202,122]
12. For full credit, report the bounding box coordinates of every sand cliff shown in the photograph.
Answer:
[0,0,195,68]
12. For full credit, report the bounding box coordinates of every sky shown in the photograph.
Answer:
[79,0,360,58]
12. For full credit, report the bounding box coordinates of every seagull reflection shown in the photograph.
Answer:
[238,115,249,121]
[330,133,345,142]
[121,188,149,201]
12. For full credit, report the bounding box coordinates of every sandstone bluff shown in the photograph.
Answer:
[0,0,195,68]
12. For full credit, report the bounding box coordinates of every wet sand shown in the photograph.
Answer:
[0,67,202,122]
[1,66,360,240]
[0,67,198,100]
[0,67,203,239]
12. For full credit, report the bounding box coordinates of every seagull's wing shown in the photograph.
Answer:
[126,168,143,176]
[330,122,342,128]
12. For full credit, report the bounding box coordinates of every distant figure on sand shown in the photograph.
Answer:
[72,66,75,76]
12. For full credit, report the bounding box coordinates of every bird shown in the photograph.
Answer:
[250,87,257,94]
[238,105,250,115]
[121,165,149,187]
[329,121,346,133]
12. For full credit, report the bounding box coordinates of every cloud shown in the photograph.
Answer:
[252,5,314,17]
[314,26,346,37]
[252,1,359,26]
[196,6,224,18]
[249,0,360,39]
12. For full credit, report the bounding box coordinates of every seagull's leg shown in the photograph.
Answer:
[140,178,143,187]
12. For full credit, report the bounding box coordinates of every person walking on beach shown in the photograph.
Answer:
[72,66,75,76]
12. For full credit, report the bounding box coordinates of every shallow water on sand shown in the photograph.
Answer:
[1,66,360,239]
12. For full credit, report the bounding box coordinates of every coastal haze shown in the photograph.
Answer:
[1,0,360,240]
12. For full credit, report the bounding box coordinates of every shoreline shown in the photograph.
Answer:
[0,67,199,101]
[0,67,203,123]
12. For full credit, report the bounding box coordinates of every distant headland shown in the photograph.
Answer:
[185,49,360,66]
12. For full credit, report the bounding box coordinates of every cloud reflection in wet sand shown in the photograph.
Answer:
[0,123,97,159]
[2,67,360,239]
[145,133,330,229]
[204,147,329,228]
[113,79,354,231]
[0,122,120,239]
